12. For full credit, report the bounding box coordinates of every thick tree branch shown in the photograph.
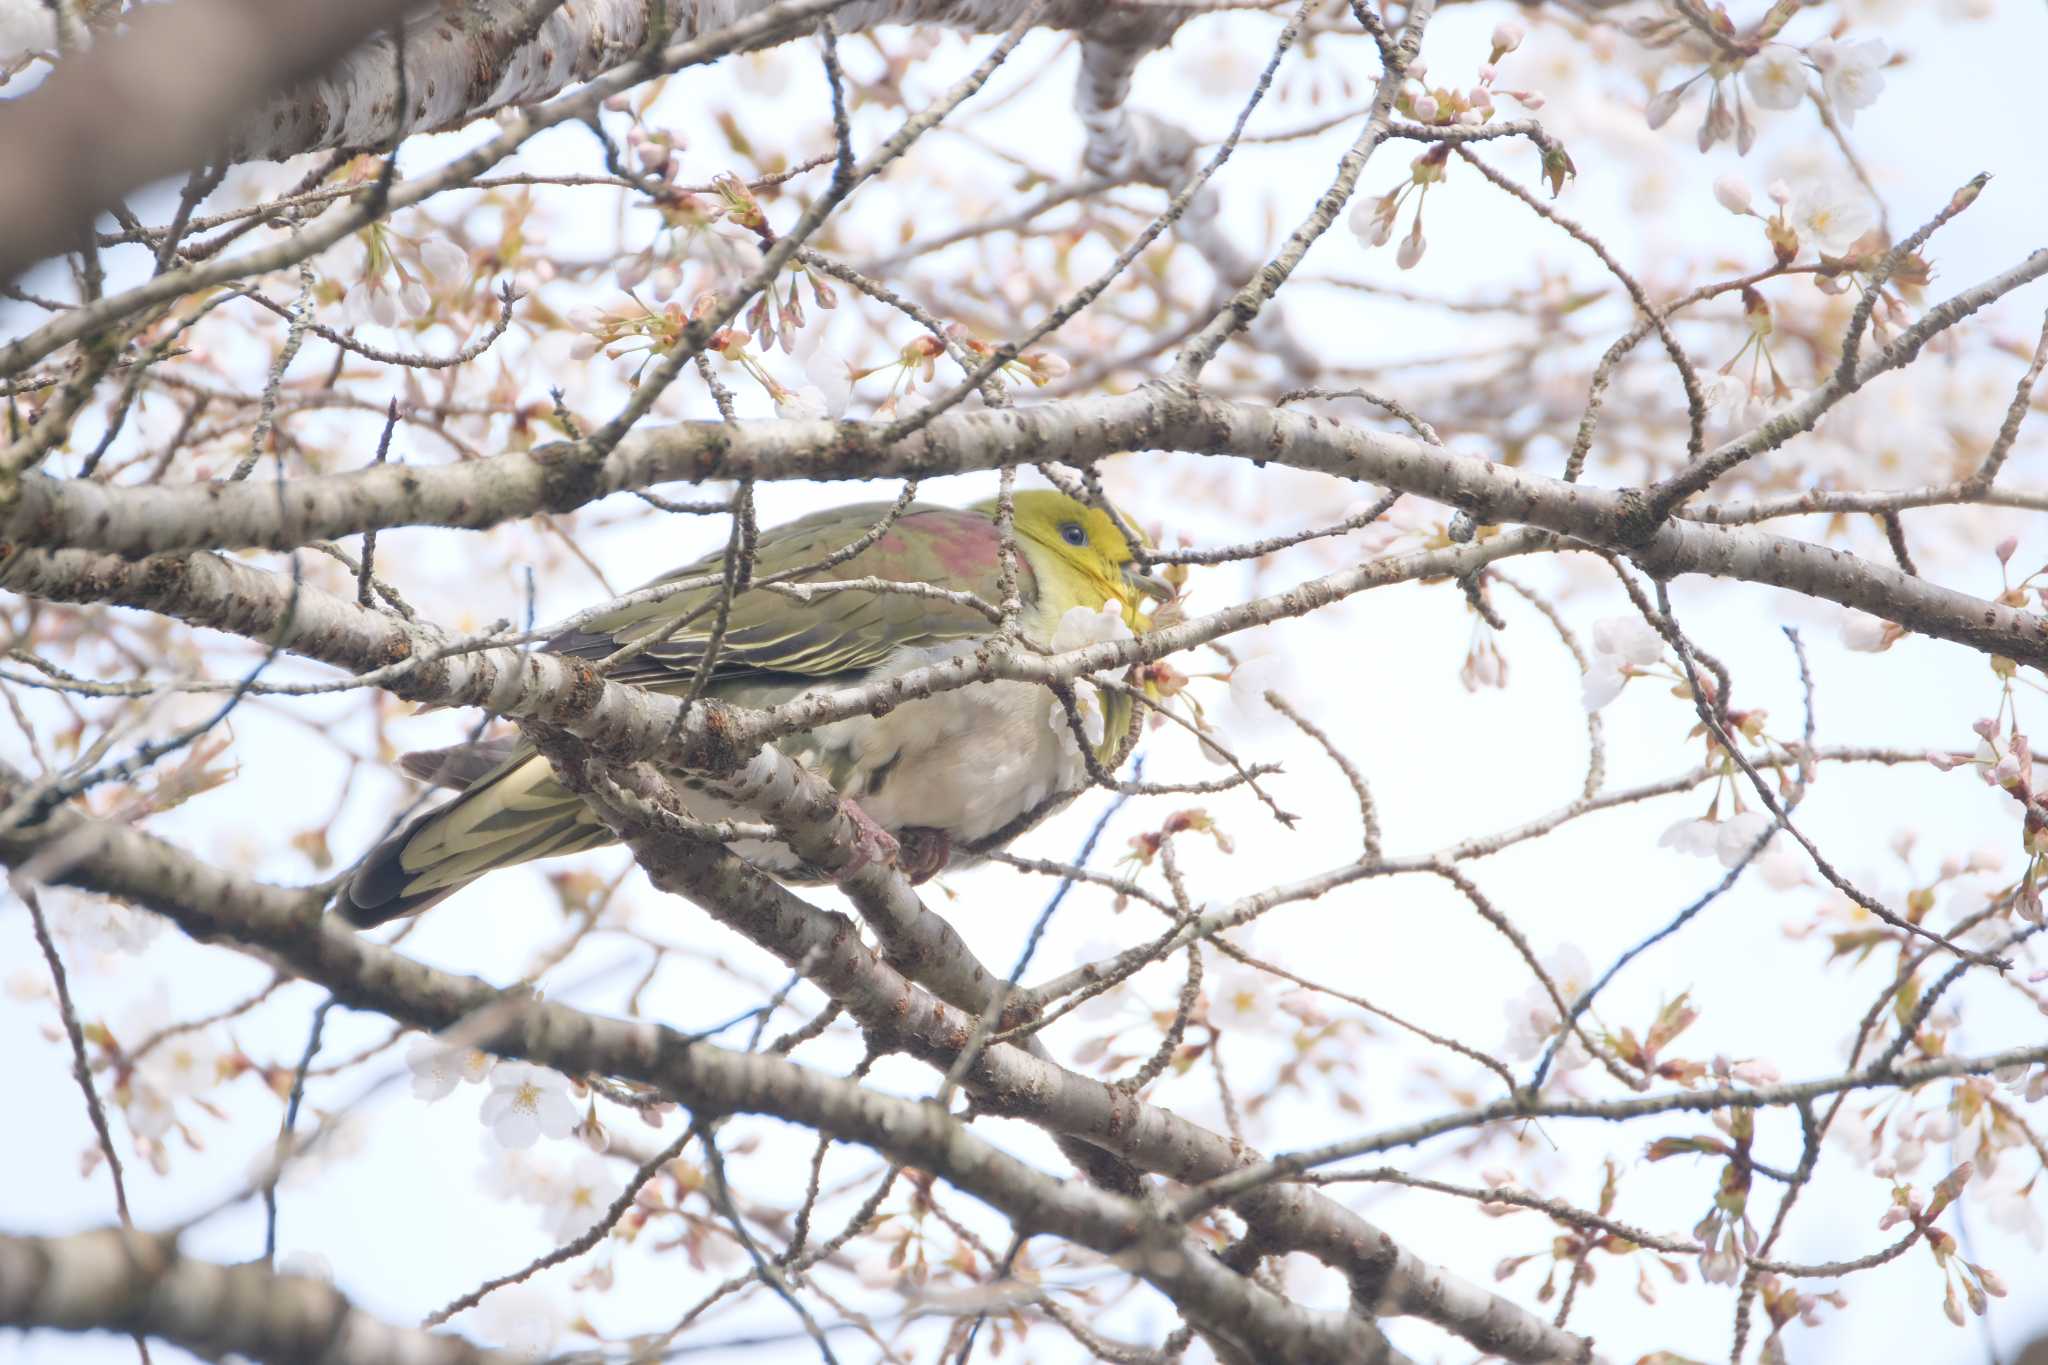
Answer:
[0,0,852,382]
[10,378,2048,664]
[0,1228,518,1365]
[0,0,1188,289]
[0,0,415,284]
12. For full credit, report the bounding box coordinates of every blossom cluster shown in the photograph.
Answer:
[1639,7,1888,156]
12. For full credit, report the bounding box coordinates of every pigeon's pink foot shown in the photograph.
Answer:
[833,798,900,882]
[896,827,952,885]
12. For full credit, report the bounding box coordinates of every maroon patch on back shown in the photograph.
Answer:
[903,509,1001,579]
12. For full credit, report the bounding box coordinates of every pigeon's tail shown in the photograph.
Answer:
[340,741,612,926]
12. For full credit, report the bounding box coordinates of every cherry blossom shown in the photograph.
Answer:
[1051,601,1134,656]
[481,1062,581,1148]
[544,1153,625,1241]
[120,1080,176,1142]
[789,327,856,417]
[418,237,469,284]
[1727,1059,1780,1087]
[1842,609,1905,653]
[1714,810,1775,868]
[1043,603,1134,756]
[1792,182,1877,257]
[457,1282,568,1359]
[1502,944,1593,1070]
[1713,175,1754,216]
[116,983,224,1110]
[407,1036,496,1101]
[1742,46,1808,112]
[1460,624,1507,692]
[1225,653,1288,732]
[1812,38,1888,125]
[772,385,831,420]
[1659,817,1722,858]
[45,888,164,957]
[1396,220,1427,270]
[1755,835,1811,890]
[1581,615,1665,711]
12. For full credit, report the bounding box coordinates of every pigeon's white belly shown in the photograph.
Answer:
[811,641,1086,843]
[694,640,1089,874]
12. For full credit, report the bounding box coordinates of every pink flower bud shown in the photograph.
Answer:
[1491,20,1525,54]
[1997,536,2019,564]
[1413,93,1439,121]
[1713,175,1753,215]
[1396,222,1426,270]
[1731,1060,1780,1086]
[1645,84,1685,130]
[1767,179,1792,207]
[1022,351,1070,383]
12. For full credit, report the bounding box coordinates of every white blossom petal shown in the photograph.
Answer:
[1592,616,1665,667]
[1742,46,1808,111]
[482,1063,580,1149]
[1715,810,1775,867]
[1580,657,1627,711]
[1793,182,1876,257]
[773,385,830,421]
[1659,817,1722,858]
[418,238,468,282]
[1813,38,1887,124]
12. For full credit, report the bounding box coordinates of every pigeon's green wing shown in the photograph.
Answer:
[547,501,1032,689]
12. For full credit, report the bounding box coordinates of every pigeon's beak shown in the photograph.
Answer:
[1123,564,1174,603]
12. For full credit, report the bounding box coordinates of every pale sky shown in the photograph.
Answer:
[6,2,2048,1362]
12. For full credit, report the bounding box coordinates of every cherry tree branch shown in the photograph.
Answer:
[0,0,1201,287]
[0,0,854,380]
[0,0,415,283]
[12,373,2048,664]
[0,1229,520,1365]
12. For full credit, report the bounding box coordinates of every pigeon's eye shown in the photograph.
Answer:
[1059,522,1087,547]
